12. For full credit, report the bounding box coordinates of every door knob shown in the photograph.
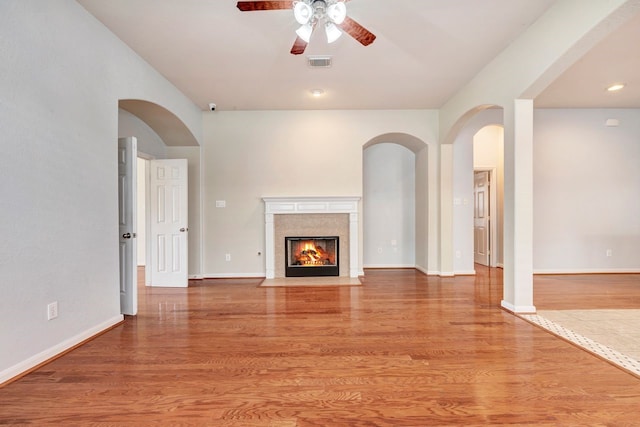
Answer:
[180,228,188,232]
[122,233,131,239]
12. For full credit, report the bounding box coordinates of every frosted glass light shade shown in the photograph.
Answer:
[296,24,313,43]
[327,2,346,24]
[293,2,313,25]
[325,22,342,43]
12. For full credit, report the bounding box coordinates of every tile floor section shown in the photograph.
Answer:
[520,310,640,377]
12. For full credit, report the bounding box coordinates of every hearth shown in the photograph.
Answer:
[285,236,339,277]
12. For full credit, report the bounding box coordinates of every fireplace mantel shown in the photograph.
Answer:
[263,197,360,279]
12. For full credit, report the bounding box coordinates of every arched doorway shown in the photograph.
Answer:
[362,133,430,273]
[117,99,200,314]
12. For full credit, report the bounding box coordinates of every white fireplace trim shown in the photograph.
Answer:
[263,196,361,279]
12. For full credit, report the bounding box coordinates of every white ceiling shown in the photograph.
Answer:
[77,0,640,111]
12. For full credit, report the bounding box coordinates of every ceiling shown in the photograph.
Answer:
[77,0,640,111]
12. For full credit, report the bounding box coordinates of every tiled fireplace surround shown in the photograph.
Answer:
[263,197,360,279]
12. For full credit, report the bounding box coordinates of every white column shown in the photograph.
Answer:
[439,144,454,276]
[265,213,275,279]
[501,99,536,313]
[349,212,359,278]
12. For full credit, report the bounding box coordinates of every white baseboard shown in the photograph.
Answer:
[501,300,536,314]
[366,266,477,277]
[454,270,477,276]
[203,273,266,279]
[203,271,368,279]
[363,265,481,276]
[416,266,441,276]
[0,315,124,385]
[534,268,640,275]
[363,264,416,269]
[379,265,442,276]
[415,266,428,275]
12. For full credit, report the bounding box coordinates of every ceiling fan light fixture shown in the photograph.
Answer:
[296,24,313,43]
[293,1,313,25]
[327,2,347,24]
[325,22,342,43]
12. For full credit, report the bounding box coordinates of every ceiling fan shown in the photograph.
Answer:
[236,0,376,55]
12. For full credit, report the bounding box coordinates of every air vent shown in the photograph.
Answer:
[307,56,332,68]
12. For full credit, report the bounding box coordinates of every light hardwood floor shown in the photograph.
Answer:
[1,267,639,426]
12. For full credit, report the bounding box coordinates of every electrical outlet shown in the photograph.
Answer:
[606,249,613,257]
[47,301,58,320]
[225,253,231,261]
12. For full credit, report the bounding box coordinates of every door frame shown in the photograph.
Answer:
[136,152,155,287]
[118,137,138,315]
[473,167,497,268]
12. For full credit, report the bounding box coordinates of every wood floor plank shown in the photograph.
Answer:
[1,267,639,425]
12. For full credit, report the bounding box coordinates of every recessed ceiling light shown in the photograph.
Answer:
[607,83,625,92]
[310,89,325,97]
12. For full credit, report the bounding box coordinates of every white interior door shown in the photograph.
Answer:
[474,170,490,266]
[149,159,188,287]
[118,137,138,315]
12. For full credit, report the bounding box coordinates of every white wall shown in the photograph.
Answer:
[202,110,438,277]
[0,0,202,382]
[363,143,416,267]
[119,109,168,158]
[453,108,640,274]
[533,109,640,273]
[474,126,503,166]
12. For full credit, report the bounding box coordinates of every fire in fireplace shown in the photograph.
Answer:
[285,236,339,277]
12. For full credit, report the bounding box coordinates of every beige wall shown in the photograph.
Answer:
[201,110,439,277]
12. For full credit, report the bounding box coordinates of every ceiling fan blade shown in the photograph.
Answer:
[236,1,293,12]
[290,36,308,55]
[290,21,316,55]
[338,16,376,46]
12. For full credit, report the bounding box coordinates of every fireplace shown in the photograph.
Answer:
[263,197,361,279]
[285,236,339,277]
